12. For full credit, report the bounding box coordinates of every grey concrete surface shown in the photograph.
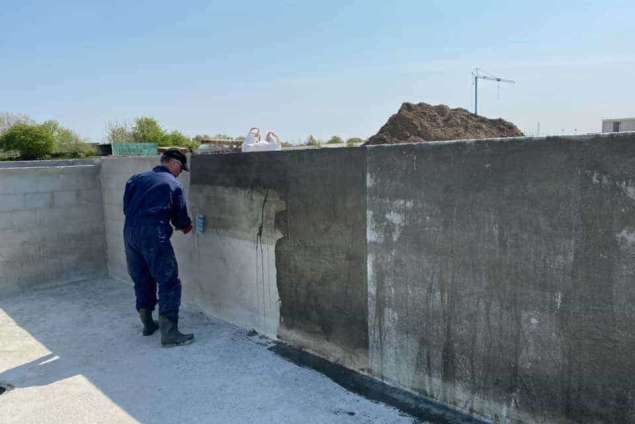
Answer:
[367,133,635,423]
[187,184,284,339]
[99,153,368,370]
[0,279,417,424]
[0,164,106,297]
[191,150,368,371]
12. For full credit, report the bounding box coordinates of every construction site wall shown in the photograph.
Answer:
[189,150,369,369]
[0,161,106,297]
[99,152,368,370]
[367,133,635,423]
[4,133,634,423]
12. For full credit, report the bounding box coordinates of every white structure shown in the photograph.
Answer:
[241,128,282,152]
[602,118,635,133]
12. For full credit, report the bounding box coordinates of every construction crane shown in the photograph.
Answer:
[472,68,515,116]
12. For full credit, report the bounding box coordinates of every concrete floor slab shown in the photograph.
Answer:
[0,279,420,424]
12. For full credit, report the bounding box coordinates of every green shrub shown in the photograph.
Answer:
[163,130,190,147]
[186,140,200,150]
[0,123,55,159]
[107,116,201,151]
[305,135,322,148]
[41,120,96,158]
[129,118,197,150]
[0,150,20,161]
[327,136,343,144]
[132,117,165,145]
[51,141,97,158]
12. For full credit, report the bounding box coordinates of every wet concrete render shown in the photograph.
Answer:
[191,149,369,370]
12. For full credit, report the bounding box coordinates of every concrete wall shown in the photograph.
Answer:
[367,133,635,423]
[186,182,284,339]
[101,156,286,341]
[0,163,106,297]
[190,150,368,368]
[100,152,368,371]
[97,134,635,423]
[0,159,97,169]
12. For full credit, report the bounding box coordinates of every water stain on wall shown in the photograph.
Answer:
[367,135,635,423]
[192,150,368,369]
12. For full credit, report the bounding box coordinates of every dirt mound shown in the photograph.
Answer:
[365,102,523,145]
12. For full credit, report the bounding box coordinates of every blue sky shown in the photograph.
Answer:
[1,0,633,143]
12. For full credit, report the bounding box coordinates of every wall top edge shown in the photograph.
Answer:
[364,131,635,150]
[0,159,99,169]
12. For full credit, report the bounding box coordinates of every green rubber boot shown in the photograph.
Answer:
[138,309,159,336]
[159,316,194,347]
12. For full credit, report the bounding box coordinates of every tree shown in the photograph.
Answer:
[106,121,132,144]
[41,120,85,144]
[41,120,95,158]
[132,117,165,145]
[0,123,55,159]
[163,130,191,147]
[186,139,201,150]
[346,137,364,147]
[306,135,321,147]
[108,116,198,150]
[327,136,343,144]
[0,112,34,134]
[0,116,95,160]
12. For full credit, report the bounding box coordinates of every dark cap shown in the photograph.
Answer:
[161,149,189,171]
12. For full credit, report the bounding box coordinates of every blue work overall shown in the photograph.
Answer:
[123,166,191,322]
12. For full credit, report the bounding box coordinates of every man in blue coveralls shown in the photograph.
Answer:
[123,149,194,347]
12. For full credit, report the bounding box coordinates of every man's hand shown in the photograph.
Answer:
[182,224,193,234]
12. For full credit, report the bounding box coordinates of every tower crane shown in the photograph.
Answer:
[472,68,515,116]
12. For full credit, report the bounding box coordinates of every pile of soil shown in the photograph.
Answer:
[365,102,523,145]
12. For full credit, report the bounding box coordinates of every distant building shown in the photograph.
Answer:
[602,118,635,133]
